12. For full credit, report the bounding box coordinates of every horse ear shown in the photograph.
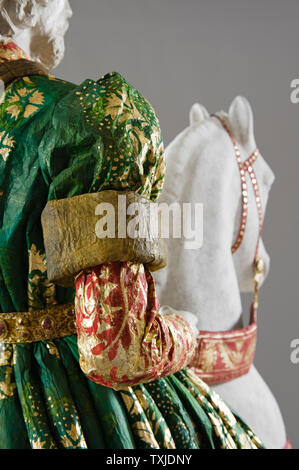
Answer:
[228,96,255,149]
[189,103,209,125]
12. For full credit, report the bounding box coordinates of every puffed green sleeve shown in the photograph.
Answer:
[38,71,165,202]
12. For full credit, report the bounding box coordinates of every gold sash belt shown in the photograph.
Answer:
[0,303,76,344]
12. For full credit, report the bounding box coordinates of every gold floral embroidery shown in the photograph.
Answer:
[77,73,165,201]
[0,367,16,398]
[31,437,50,449]
[18,88,28,98]
[6,105,19,120]
[121,388,160,448]
[6,84,44,121]
[191,326,257,384]
[135,388,175,449]
[243,335,257,363]
[0,130,15,161]
[24,90,44,116]
[68,423,87,445]
[23,77,34,85]
[60,423,87,449]
[28,244,48,273]
[199,342,218,372]
[218,339,245,370]
[28,243,56,310]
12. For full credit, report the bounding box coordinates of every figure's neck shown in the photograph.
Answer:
[13,31,31,59]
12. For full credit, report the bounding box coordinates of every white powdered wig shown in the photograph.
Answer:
[0,0,72,69]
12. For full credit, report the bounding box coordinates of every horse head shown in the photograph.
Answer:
[155,96,275,329]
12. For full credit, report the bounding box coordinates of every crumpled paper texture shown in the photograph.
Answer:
[41,190,166,287]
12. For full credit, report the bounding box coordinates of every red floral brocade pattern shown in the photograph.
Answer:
[75,261,196,390]
[190,320,257,385]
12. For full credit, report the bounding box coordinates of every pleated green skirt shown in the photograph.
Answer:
[0,335,263,449]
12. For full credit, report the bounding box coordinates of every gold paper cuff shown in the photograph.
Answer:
[41,190,166,287]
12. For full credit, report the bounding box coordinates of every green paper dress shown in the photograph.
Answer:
[0,68,264,449]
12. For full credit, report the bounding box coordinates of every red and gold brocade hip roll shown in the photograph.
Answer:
[41,190,196,390]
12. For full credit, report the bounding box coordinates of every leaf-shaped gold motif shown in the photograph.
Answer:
[6,104,20,119]
[0,367,16,398]
[200,342,218,372]
[29,90,44,106]
[3,134,15,148]
[0,148,10,161]
[18,88,29,98]
[24,104,38,118]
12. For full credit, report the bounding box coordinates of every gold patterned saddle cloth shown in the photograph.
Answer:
[190,311,257,385]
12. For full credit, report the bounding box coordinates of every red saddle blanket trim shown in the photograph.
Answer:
[190,321,257,385]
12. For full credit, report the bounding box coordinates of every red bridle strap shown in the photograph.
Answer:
[212,114,263,259]
[190,114,266,384]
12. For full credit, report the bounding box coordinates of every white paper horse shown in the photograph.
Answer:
[154,96,287,449]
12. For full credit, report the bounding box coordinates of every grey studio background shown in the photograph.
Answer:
[55,0,299,448]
